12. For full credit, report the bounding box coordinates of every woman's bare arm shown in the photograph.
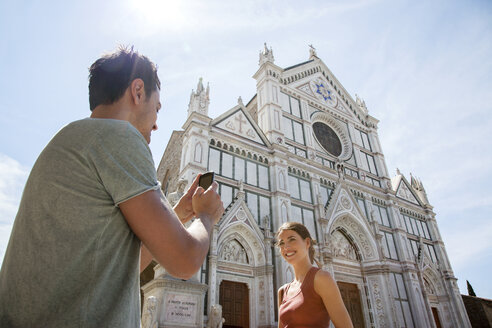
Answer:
[314,270,354,328]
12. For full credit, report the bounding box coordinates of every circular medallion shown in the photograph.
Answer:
[310,78,336,106]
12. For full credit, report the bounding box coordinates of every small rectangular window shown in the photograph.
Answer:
[246,161,257,186]
[220,184,233,209]
[386,232,398,260]
[403,215,413,234]
[246,192,258,222]
[280,92,290,113]
[372,205,382,225]
[392,282,415,328]
[234,157,245,181]
[320,186,333,207]
[299,179,312,203]
[293,121,304,144]
[208,148,221,173]
[360,130,372,151]
[290,97,301,118]
[416,220,424,237]
[259,196,270,226]
[258,165,269,189]
[283,116,294,140]
[379,206,391,227]
[422,221,431,239]
[356,198,368,219]
[302,209,316,240]
[222,153,233,178]
[366,153,378,175]
[289,175,300,199]
[291,205,302,223]
[411,219,419,237]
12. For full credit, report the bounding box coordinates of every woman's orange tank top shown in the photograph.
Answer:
[278,267,331,327]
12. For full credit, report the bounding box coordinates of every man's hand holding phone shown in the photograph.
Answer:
[193,172,224,226]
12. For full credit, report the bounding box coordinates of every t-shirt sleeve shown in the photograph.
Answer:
[88,121,160,205]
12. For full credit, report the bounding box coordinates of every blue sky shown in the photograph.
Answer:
[1,0,491,298]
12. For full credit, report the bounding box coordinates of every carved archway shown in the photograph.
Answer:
[330,228,362,262]
[327,213,378,262]
[218,232,258,266]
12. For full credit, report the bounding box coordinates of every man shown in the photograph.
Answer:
[0,47,224,327]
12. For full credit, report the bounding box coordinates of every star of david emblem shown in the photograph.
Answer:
[315,83,332,101]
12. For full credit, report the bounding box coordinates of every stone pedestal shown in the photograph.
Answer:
[142,266,208,328]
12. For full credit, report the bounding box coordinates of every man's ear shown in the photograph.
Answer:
[130,78,145,105]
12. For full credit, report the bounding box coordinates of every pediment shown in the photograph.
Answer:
[212,106,269,146]
[279,58,371,126]
[325,184,368,226]
[218,196,264,245]
[297,78,352,112]
[395,178,421,206]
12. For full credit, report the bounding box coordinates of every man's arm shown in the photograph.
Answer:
[140,244,153,273]
[173,174,201,224]
[121,182,223,280]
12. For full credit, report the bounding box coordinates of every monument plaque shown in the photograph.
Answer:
[164,292,198,325]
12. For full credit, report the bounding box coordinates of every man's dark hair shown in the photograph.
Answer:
[88,46,161,111]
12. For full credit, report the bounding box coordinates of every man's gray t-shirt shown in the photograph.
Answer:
[0,118,160,327]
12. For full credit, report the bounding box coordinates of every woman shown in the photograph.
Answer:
[276,222,353,328]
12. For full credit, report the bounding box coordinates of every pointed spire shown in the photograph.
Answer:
[238,96,243,106]
[355,93,368,114]
[396,168,402,176]
[410,174,430,205]
[259,42,275,65]
[187,77,210,117]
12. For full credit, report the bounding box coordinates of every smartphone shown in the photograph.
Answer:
[198,171,215,190]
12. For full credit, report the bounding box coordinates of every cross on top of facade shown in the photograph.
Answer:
[234,113,248,134]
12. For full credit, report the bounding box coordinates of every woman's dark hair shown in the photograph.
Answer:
[275,222,319,266]
[88,45,160,111]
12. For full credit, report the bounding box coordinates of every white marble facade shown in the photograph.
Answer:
[145,45,471,328]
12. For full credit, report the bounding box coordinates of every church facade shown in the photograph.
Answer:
[142,45,471,328]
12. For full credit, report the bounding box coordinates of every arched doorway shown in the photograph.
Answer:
[219,280,249,328]
[330,229,366,328]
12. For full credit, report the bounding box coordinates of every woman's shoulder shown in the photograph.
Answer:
[278,283,290,293]
[313,269,337,293]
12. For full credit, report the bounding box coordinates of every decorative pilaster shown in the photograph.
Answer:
[253,43,284,146]
[180,78,212,186]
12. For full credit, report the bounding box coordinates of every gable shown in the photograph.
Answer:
[279,58,376,128]
[293,77,355,119]
[218,197,264,243]
[213,107,267,146]
[396,179,420,205]
[325,185,370,230]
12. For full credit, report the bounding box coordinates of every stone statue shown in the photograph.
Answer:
[142,296,158,328]
[262,215,270,230]
[309,44,317,58]
[259,42,275,65]
[207,304,225,328]
[167,178,188,207]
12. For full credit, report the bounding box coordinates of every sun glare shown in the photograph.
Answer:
[128,0,185,30]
